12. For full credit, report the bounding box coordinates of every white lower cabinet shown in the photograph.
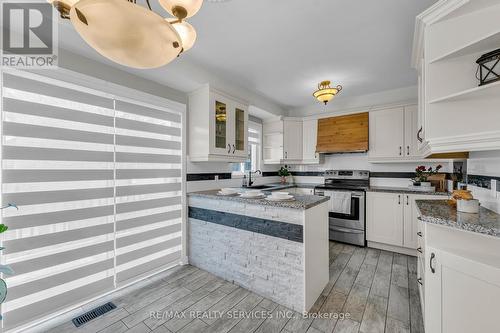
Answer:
[366,192,444,249]
[367,192,404,246]
[293,187,314,195]
[424,247,500,333]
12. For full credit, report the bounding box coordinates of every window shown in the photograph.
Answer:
[0,70,184,330]
[232,121,262,175]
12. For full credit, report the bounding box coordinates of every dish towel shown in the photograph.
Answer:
[326,191,351,215]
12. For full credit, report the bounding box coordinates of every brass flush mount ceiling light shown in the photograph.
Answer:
[313,80,342,105]
[47,0,202,68]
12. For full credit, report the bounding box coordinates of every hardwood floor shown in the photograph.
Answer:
[47,242,424,333]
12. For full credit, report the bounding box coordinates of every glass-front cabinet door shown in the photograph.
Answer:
[210,93,231,155]
[232,104,248,158]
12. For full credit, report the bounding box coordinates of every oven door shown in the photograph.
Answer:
[326,191,365,231]
[329,225,365,247]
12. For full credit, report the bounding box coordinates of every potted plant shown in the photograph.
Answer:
[278,166,291,184]
[413,164,442,186]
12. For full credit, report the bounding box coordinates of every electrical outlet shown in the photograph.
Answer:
[215,175,219,181]
[492,179,497,195]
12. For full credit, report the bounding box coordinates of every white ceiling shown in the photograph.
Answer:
[56,0,437,111]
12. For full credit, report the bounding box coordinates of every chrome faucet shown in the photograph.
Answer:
[247,170,262,187]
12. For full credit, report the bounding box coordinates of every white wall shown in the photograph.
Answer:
[467,150,500,213]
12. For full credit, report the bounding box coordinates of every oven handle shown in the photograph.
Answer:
[330,226,364,234]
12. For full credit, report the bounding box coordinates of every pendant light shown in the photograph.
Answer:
[46,0,79,18]
[167,19,197,52]
[70,0,182,69]
[313,81,342,105]
[159,0,203,19]
[49,0,203,69]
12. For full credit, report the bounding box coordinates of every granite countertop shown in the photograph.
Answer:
[188,190,329,210]
[416,200,500,238]
[367,186,449,196]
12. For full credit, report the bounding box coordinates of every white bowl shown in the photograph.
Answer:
[240,192,264,198]
[271,191,290,198]
[220,188,237,194]
[244,189,262,195]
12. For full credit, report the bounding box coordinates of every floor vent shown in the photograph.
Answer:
[72,302,117,327]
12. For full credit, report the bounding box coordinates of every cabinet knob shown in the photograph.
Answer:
[232,144,235,154]
[227,144,231,154]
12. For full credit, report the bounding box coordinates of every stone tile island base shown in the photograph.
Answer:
[187,193,329,313]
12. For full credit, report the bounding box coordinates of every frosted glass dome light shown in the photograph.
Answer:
[167,19,197,52]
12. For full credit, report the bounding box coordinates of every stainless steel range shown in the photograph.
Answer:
[314,170,369,246]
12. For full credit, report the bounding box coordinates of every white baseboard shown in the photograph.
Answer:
[368,241,417,257]
[180,256,190,265]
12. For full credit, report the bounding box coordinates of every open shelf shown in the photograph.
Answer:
[428,79,500,104]
[429,30,500,64]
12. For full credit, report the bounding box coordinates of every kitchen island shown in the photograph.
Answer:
[187,190,329,312]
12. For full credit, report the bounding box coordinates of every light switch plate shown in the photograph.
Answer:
[215,175,219,181]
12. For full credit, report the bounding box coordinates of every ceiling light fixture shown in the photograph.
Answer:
[166,18,197,52]
[48,0,202,69]
[313,80,342,105]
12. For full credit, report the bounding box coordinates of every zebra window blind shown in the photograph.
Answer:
[0,71,184,330]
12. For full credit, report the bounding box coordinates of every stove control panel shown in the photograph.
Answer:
[324,170,369,180]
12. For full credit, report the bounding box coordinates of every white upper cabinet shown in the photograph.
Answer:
[283,119,303,162]
[188,85,248,162]
[302,119,319,164]
[413,1,500,154]
[263,118,304,164]
[369,106,422,161]
[404,105,420,158]
[368,107,405,160]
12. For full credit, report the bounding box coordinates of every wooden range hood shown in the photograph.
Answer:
[316,112,369,153]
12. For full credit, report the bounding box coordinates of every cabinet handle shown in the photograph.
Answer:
[232,144,235,154]
[430,252,436,273]
[399,146,402,156]
[417,127,423,143]
[406,195,409,205]
[285,151,288,159]
[227,144,231,154]
[417,247,422,253]
[417,231,423,237]
[407,146,410,155]
[417,277,423,286]
[398,194,401,205]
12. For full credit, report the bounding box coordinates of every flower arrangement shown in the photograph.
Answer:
[413,164,442,185]
[278,166,291,184]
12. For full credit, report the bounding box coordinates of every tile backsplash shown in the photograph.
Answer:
[467,150,500,214]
